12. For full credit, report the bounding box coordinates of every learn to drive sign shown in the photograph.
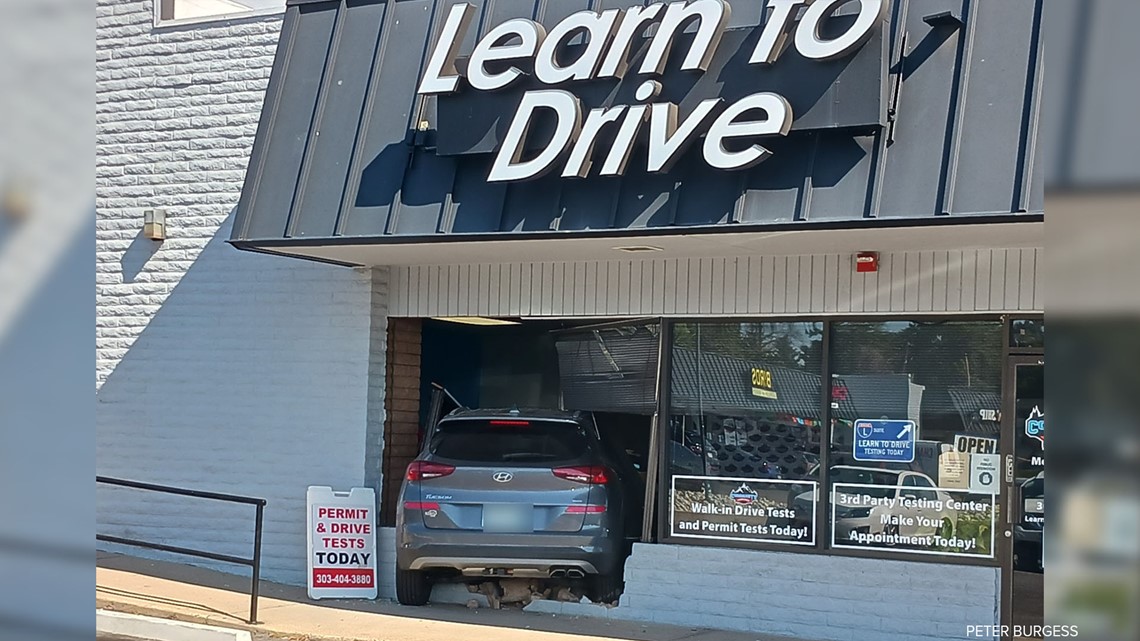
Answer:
[306,486,377,599]
[852,419,915,463]
[417,0,889,182]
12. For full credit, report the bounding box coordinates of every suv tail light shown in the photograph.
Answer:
[406,461,455,481]
[565,505,606,514]
[552,466,610,484]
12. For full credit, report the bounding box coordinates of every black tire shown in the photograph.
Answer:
[586,572,623,603]
[395,569,431,606]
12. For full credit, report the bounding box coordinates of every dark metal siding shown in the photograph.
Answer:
[234,0,1044,245]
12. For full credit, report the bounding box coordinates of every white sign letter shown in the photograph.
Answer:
[647,98,721,173]
[795,0,887,61]
[417,3,475,94]
[703,93,792,169]
[535,9,622,85]
[749,0,805,65]
[597,4,664,78]
[599,104,649,176]
[562,105,627,178]
[469,19,547,91]
[640,0,732,74]
[488,90,582,182]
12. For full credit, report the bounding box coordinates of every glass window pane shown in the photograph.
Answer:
[161,0,284,23]
[1010,318,1045,349]
[829,321,1002,560]
[430,419,590,463]
[667,322,823,547]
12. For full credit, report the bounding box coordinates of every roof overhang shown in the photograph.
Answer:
[230,217,1043,268]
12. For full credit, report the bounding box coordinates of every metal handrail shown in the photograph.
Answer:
[96,476,267,624]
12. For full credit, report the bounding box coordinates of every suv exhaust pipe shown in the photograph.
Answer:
[565,568,585,579]
[549,568,567,578]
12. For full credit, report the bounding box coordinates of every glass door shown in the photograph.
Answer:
[1002,358,1045,639]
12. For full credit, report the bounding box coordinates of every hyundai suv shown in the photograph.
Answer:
[394,407,639,606]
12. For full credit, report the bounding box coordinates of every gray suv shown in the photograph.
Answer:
[395,407,637,606]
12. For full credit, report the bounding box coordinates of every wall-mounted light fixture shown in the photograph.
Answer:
[143,208,166,241]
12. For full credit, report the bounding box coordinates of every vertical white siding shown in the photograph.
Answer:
[390,248,1043,317]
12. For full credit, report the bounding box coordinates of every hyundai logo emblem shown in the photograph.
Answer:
[492,471,513,483]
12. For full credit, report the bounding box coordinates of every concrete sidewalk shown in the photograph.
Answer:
[96,552,803,641]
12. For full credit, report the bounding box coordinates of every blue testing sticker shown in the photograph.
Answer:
[852,419,916,463]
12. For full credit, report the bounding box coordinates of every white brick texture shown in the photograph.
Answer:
[617,543,1000,641]
[96,0,386,585]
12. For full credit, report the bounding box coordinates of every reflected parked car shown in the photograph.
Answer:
[395,407,637,606]
[792,466,958,543]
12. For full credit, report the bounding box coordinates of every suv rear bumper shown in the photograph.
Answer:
[397,526,621,576]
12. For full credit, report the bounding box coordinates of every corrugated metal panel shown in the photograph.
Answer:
[389,248,1044,317]
[233,0,1044,244]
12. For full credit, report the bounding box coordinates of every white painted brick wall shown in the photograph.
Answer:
[617,543,1000,641]
[96,0,385,585]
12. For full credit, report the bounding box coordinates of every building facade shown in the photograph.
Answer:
[96,0,1045,639]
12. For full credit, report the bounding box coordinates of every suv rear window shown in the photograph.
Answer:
[429,419,590,464]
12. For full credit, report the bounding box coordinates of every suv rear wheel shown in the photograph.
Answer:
[396,569,431,606]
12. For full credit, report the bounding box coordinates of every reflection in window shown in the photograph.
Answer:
[667,322,822,546]
[828,321,1002,558]
[1010,318,1044,349]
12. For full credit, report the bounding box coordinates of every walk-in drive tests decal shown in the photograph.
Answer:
[306,486,377,599]
[671,475,815,545]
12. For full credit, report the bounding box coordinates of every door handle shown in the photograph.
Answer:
[1005,454,1016,525]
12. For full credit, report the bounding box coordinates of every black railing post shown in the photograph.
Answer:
[250,502,265,624]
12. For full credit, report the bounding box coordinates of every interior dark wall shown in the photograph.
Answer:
[419,320,482,426]
[419,320,566,423]
[479,325,561,409]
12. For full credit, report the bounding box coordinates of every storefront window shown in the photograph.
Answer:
[828,321,1003,559]
[667,322,823,546]
[1010,318,1044,349]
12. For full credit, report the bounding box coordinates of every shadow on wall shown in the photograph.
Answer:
[96,210,377,586]
[119,230,160,283]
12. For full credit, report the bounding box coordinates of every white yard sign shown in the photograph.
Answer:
[306,486,377,599]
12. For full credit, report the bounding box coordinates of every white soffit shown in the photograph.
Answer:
[263,221,1043,267]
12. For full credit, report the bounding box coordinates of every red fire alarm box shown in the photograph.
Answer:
[855,252,879,273]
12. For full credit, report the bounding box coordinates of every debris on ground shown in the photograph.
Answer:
[477,581,502,609]
[554,586,580,602]
[498,579,538,604]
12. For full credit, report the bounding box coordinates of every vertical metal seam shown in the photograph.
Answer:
[237,6,300,240]
[1013,0,1045,212]
[945,250,951,312]
[937,0,978,215]
[285,0,347,239]
[1032,248,1039,311]
[333,0,394,236]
